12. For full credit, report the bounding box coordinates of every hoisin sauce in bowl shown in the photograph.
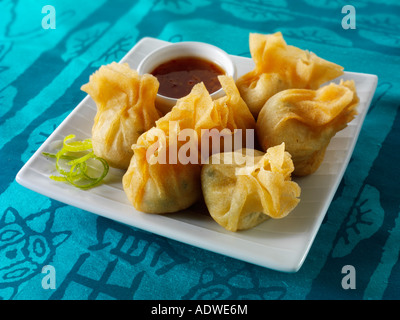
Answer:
[151,57,225,99]
[137,41,236,114]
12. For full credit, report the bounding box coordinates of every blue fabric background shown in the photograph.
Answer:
[1,0,399,300]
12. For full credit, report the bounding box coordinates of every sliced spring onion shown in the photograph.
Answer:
[42,134,109,190]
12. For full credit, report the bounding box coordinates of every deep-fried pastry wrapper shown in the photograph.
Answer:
[81,62,160,169]
[193,75,256,159]
[201,144,301,232]
[156,75,255,159]
[122,76,255,214]
[236,32,344,118]
[123,127,202,214]
[256,80,359,176]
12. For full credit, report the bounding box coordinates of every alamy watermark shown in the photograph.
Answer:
[341,265,356,290]
[41,5,357,32]
[40,264,356,292]
[42,5,56,29]
[143,123,256,170]
[342,5,356,30]
[41,265,56,289]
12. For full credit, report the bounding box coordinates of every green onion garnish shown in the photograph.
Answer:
[42,134,109,190]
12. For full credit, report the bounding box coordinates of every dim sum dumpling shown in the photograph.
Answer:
[123,76,256,214]
[201,144,301,232]
[81,62,160,169]
[236,32,344,118]
[256,80,359,176]
[122,126,202,214]
[122,83,212,214]
[196,75,256,158]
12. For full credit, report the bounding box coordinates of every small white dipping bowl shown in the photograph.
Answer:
[137,41,236,115]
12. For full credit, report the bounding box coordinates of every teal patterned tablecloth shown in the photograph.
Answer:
[1,0,399,300]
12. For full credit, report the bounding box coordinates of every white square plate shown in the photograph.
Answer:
[16,37,378,272]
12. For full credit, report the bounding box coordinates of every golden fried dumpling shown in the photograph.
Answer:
[122,83,211,214]
[196,75,256,159]
[122,126,202,214]
[81,62,160,169]
[201,144,301,232]
[256,80,359,176]
[236,32,344,118]
[122,76,255,214]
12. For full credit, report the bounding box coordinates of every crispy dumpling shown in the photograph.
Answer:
[123,76,256,214]
[195,75,256,159]
[256,80,359,176]
[122,84,210,214]
[81,62,160,169]
[236,32,344,118]
[123,127,202,213]
[201,144,301,232]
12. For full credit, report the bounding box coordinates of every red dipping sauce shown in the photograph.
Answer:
[151,57,225,99]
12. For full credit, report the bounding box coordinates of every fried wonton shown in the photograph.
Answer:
[81,62,161,169]
[122,76,256,214]
[236,32,344,118]
[256,80,359,176]
[201,144,301,232]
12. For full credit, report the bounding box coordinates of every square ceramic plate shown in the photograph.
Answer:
[16,37,378,273]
